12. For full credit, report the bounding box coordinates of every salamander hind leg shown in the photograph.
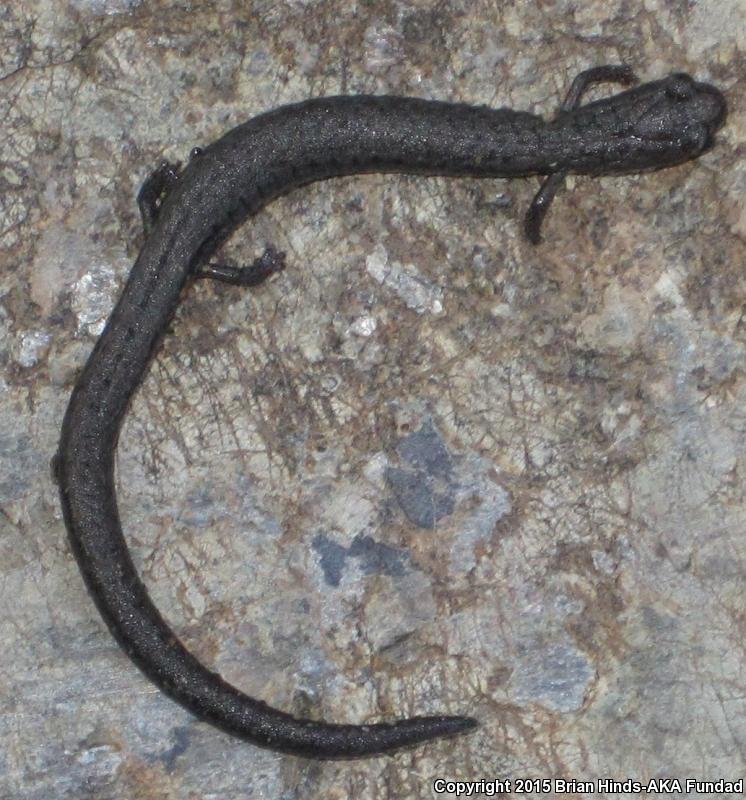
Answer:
[524,65,639,244]
[197,246,286,287]
[137,160,181,237]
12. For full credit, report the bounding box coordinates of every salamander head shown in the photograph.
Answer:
[627,72,727,165]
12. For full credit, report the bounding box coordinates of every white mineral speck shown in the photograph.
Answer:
[72,266,118,335]
[348,315,377,337]
[16,331,52,367]
[365,244,444,315]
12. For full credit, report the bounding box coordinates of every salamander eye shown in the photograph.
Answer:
[665,73,695,101]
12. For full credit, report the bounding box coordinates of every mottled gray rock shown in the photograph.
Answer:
[2,1,744,798]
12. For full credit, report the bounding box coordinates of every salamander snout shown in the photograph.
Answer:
[670,74,727,134]
[690,79,727,136]
[631,73,727,159]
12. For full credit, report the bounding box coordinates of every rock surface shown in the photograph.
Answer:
[1,1,744,797]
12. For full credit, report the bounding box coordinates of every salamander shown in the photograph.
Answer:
[56,66,727,758]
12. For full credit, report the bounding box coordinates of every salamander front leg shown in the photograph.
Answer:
[524,173,567,245]
[196,246,286,287]
[559,65,637,113]
[524,65,638,244]
[137,160,181,237]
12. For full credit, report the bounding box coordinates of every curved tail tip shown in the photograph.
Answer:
[373,713,477,756]
[424,714,479,738]
[448,715,479,734]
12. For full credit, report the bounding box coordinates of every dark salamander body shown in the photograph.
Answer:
[56,68,726,758]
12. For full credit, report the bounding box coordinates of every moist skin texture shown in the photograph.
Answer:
[56,69,726,759]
